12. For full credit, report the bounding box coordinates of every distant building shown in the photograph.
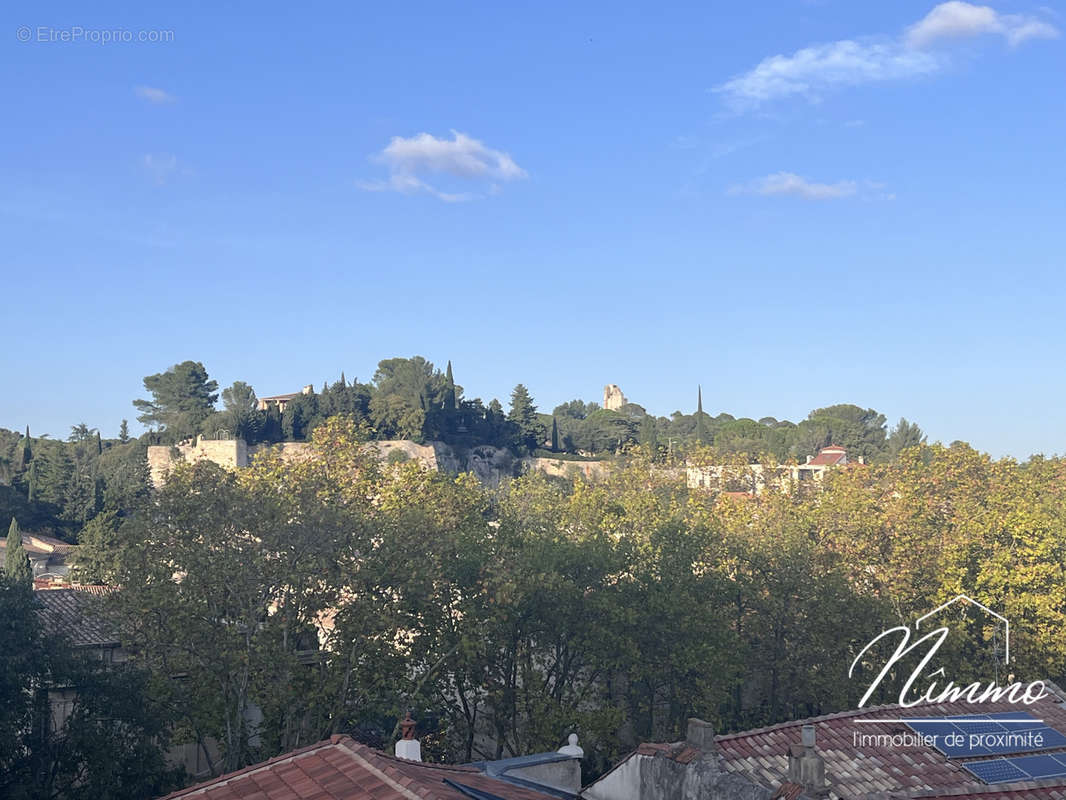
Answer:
[686,446,859,494]
[806,444,848,466]
[603,384,628,411]
[256,384,313,412]
[0,533,75,581]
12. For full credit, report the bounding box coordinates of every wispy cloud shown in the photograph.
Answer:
[715,3,1058,109]
[141,153,178,184]
[728,172,867,200]
[134,85,176,104]
[906,1,1059,47]
[716,40,942,108]
[357,174,475,204]
[359,131,526,202]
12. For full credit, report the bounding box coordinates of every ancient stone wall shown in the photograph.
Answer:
[149,437,610,488]
[603,384,628,411]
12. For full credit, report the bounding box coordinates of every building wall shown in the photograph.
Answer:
[582,753,773,800]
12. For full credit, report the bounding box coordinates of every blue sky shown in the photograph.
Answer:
[2,1,1064,457]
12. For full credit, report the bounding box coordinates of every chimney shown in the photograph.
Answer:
[394,710,421,762]
[686,718,715,753]
[787,725,828,797]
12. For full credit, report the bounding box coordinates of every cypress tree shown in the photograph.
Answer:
[551,417,559,452]
[19,426,31,467]
[27,459,37,503]
[4,518,32,584]
[445,361,457,410]
[695,385,707,444]
[119,419,130,444]
[96,430,103,455]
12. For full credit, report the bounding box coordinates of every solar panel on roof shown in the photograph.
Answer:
[1008,754,1066,780]
[904,712,1066,758]
[965,759,1029,784]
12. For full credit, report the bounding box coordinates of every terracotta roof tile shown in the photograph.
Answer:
[714,689,1066,800]
[159,737,563,800]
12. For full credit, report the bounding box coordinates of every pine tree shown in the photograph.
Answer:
[4,518,32,584]
[551,417,559,451]
[695,385,707,444]
[119,419,130,444]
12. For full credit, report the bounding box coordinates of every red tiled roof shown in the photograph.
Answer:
[159,736,562,800]
[715,688,1066,800]
[809,446,848,466]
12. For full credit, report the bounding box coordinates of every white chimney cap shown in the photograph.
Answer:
[558,733,584,757]
[802,724,816,748]
[395,738,422,761]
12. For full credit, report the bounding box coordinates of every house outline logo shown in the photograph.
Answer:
[914,594,1010,665]
[849,594,1045,708]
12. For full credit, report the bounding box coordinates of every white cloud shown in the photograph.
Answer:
[357,174,474,203]
[141,153,178,184]
[360,131,526,201]
[715,39,942,107]
[906,1,1059,47]
[134,86,176,104]
[729,172,859,199]
[715,3,1058,108]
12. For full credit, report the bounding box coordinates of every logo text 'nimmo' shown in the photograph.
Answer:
[849,595,1046,708]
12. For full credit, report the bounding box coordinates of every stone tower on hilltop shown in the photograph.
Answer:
[603,384,627,411]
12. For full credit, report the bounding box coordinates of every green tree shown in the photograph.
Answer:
[133,360,219,441]
[799,404,888,463]
[695,385,707,444]
[638,414,658,453]
[219,381,264,441]
[118,418,130,444]
[26,458,38,504]
[69,423,96,443]
[887,417,926,459]
[508,384,545,453]
[17,427,31,469]
[3,517,31,584]
[0,575,181,798]
[370,357,448,441]
[444,360,457,411]
[550,417,559,452]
